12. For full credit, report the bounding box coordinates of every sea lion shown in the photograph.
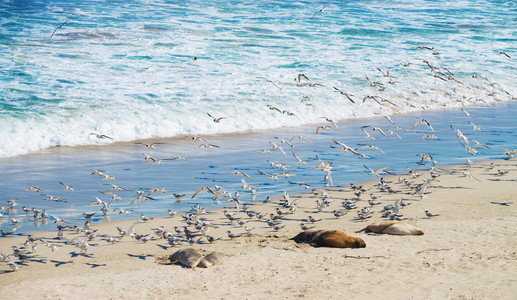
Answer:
[169,248,203,268]
[197,252,219,268]
[169,249,219,268]
[358,221,424,235]
[292,230,366,248]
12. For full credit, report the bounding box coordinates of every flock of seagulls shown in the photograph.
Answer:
[0,12,514,272]
[2,96,514,271]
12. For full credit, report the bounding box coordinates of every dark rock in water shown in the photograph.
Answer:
[292,229,366,248]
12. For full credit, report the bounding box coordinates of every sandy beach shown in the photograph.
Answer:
[1,158,515,299]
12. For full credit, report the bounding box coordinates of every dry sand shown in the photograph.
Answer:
[1,159,516,299]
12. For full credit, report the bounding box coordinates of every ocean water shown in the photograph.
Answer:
[0,0,515,157]
[0,102,516,233]
[0,0,516,233]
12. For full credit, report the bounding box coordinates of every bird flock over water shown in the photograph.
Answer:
[1,8,516,272]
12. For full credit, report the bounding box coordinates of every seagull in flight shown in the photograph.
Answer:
[91,133,113,140]
[461,108,479,119]
[50,19,68,38]
[363,164,392,177]
[311,5,327,19]
[207,113,228,123]
[412,119,435,132]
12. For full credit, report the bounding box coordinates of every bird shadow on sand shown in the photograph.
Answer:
[486,178,517,182]
[69,251,94,258]
[430,185,473,189]
[86,262,107,268]
[156,244,169,250]
[127,253,153,260]
[50,260,74,267]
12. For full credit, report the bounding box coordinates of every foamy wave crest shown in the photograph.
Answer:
[0,0,515,157]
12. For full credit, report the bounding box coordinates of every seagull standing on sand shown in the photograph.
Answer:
[425,210,439,218]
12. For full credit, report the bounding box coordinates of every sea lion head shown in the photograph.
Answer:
[352,237,366,248]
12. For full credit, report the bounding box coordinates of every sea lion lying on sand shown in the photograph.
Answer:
[292,230,366,248]
[357,221,424,235]
[169,248,219,268]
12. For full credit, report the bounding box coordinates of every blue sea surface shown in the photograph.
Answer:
[0,0,515,157]
[0,0,516,233]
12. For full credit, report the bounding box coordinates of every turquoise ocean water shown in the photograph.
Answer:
[0,0,516,233]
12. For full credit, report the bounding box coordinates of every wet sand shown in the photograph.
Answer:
[1,158,516,299]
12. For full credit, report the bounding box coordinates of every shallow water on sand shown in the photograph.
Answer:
[0,101,516,234]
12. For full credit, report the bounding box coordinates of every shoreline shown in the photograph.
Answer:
[1,158,516,298]
[2,102,516,234]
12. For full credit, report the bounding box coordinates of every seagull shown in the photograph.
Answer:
[333,87,356,103]
[272,224,285,231]
[140,214,153,222]
[311,5,327,19]
[113,208,136,215]
[363,164,391,177]
[24,186,42,192]
[316,125,331,134]
[288,180,311,189]
[332,210,346,218]
[191,136,209,143]
[467,121,483,131]
[419,134,437,141]
[496,170,508,176]
[499,51,511,58]
[371,127,387,137]
[227,231,242,240]
[270,142,286,155]
[82,212,97,220]
[355,145,385,154]
[300,223,315,230]
[91,133,113,140]
[50,19,68,38]
[102,174,118,180]
[42,194,67,203]
[360,126,375,139]
[206,235,221,243]
[462,171,481,181]
[289,136,313,143]
[207,113,227,123]
[412,119,435,132]
[135,142,164,149]
[59,182,74,191]
[425,210,439,218]
[191,187,214,199]
[322,117,339,130]
[308,216,322,223]
[291,151,307,164]
[199,143,220,148]
[295,73,310,86]
[461,108,479,119]
[387,130,401,139]
[90,169,105,176]
[257,77,283,90]
[228,170,253,180]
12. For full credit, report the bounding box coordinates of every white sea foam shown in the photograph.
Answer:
[0,0,515,158]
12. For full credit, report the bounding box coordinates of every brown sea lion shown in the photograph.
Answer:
[358,221,424,235]
[292,230,366,248]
